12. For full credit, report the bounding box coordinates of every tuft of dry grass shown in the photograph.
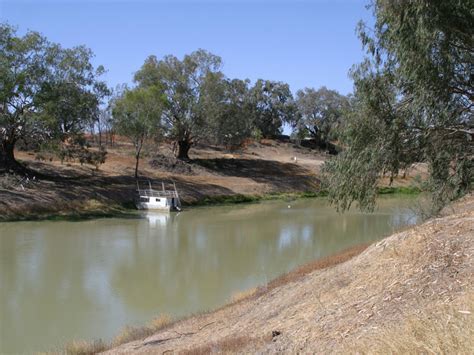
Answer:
[149,314,172,329]
[111,326,156,348]
[111,314,172,347]
[63,340,108,355]
[230,287,258,303]
[181,335,270,355]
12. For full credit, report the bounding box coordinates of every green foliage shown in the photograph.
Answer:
[132,50,302,154]
[56,134,107,170]
[324,0,473,212]
[250,79,297,138]
[78,148,107,170]
[184,191,326,207]
[0,23,108,170]
[112,85,165,177]
[251,128,263,142]
[295,86,350,144]
[38,46,109,140]
[206,78,255,149]
[134,49,224,159]
[376,186,421,195]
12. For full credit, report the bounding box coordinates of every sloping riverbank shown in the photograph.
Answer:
[0,140,423,221]
[103,194,473,354]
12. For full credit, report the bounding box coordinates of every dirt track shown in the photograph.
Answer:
[105,194,474,354]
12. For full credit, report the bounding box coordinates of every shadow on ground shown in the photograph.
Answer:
[192,158,319,191]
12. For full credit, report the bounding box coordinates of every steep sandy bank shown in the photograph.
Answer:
[105,194,473,354]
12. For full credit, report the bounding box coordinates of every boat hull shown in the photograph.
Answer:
[135,202,172,211]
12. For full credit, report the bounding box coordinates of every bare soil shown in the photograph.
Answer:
[104,194,474,354]
[0,139,426,221]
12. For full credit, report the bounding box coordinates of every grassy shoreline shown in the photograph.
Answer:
[0,187,421,223]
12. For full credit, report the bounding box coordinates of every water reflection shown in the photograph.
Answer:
[0,196,419,354]
[144,211,171,228]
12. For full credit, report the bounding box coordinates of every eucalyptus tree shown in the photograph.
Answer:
[0,24,108,171]
[323,65,421,211]
[134,49,224,160]
[295,87,349,145]
[112,85,166,178]
[206,78,255,149]
[323,0,473,212]
[1,25,49,170]
[250,79,297,138]
[38,47,110,140]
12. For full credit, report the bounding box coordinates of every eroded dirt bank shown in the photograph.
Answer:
[0,141,322,221]
[105,194,473,354]
[0,140,425,221]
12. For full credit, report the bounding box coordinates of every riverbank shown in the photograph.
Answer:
[0,140,424,221]
[0,187,419,222]
[98,193,473,354]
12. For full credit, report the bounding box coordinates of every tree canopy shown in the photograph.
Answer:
[0,24,108,171]
[134,49,224,160]
[323,0,473,212]
[204,78,255,149]
[295,86,349,145]
[112,85,166,178]
[250,79,296,138]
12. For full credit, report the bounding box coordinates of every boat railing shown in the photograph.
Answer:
[136,189,179,198]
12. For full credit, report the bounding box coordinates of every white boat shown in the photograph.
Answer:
[135,180,181,211]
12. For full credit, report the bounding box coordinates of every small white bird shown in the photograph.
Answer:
[288,205,291,209]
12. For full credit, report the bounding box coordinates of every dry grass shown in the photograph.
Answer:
[63,340,108,355]
[230,287,258,303]
[264,243,369,292]
[62,315,172,354]
[111,314,172,347]
[181,335,270,355]
[347,294,474,354]
[224,244,370,307]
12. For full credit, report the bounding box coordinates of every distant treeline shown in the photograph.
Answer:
[0,23,350,177]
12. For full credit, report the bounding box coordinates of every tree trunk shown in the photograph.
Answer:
[0,139,17,172]
[177,140,191,160]
[98,123,102,147]
[134,138,144,179]
[134,152,140,179]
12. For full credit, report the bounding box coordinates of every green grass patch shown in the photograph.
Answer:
[0,204,138,223]
[183,191,327,207]
[377,186,422,195]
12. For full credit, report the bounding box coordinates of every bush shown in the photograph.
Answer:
[58,145,107,170]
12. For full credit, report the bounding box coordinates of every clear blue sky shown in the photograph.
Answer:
[1,0,373,95]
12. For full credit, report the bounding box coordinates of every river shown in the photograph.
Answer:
[0,196,420,353]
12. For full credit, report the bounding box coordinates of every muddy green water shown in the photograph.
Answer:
[0,197,420,353]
